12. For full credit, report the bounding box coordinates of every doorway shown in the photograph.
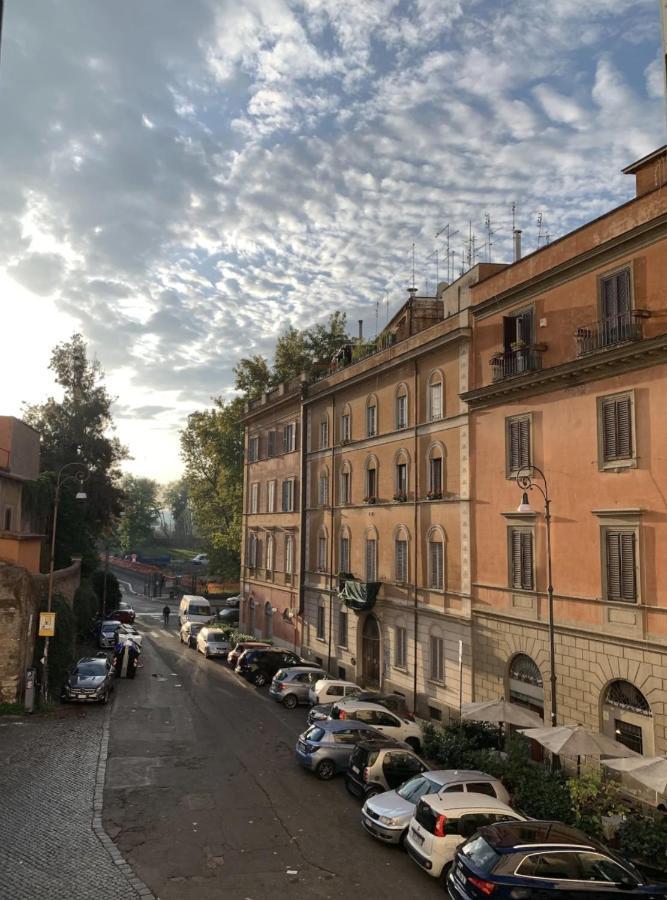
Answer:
[362,615,380,687]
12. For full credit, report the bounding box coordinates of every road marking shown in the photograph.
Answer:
[117,579,137,594]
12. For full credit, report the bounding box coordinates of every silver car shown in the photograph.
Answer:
[361,769,511,845]
[295,719,390,780]
[98,620,122,649]
[270,667,327,709]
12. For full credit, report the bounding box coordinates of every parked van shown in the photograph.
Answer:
[179,595,212,626]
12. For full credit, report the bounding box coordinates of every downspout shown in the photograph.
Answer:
[298,381,308,651]
[328,395,336,675]
[412,358,419,715]
[241,422,249,632]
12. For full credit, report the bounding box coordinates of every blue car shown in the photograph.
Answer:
[295,719,397,781]
[448,820,667,899]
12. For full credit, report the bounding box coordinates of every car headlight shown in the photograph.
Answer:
[378,815,399,826]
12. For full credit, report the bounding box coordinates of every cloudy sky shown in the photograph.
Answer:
[0,0,664,483]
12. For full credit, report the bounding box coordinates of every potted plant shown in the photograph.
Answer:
[426,490,442,501]
[363,495,377,504]
[510,339,528,352]
[393,492,407,502]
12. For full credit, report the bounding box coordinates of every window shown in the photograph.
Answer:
[604,680,651,715]
[467,782,497,797]
[338,609,348,647]
[340,535,350,574]
[318,470,329,506]
[341,412,351,442]
[341,469,351,504]
[266,535,274,571]
[430,635,444,682]
[366,402,377,437]
[248,435,259,461]
[396,462,407,496]
[285,536,294,576]
[604,530,637,602]
[281,478,295,512]
[319,419,329,449]
[283,422,296,453]
[366,537,377,581]
[250,482,259,514]
[428,538,444,590]
[601,268,631,321]
[317,535,328,571]
[503,308,534,351]
[254,538,263,569]
[428,449,443,496]
[429,378,443,421]
[395,626,407,669]
[599,393,633,465]
[506,416,531,475]
[578,853,634,885]
[509,528,534,591]
[396,390,408,429]
[267,430,277,457]
[614,719,643,755]
[247,534,257,567]
[316,605,325,640]
[518,852,581,881]
[366,464,377,500]
[395,539,408,582]
[267,480,276,513]
[3,508,12,532]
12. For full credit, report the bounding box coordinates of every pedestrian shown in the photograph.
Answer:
[162,604,171,626]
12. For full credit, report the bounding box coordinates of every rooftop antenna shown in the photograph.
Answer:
[511,202,516,232]
[385,290,389,325]
[375,298,379,337]
[484,212,494,262]
[435,223,458,281]
[536,212,544,249]
[411,242,416,289]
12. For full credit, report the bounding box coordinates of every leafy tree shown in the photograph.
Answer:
[117,475,161,553]
[273,326,310,383]
[92,570,122,616]
[303,311,349,366]
[23,334,127,574]
[162,479,194,542]
[233,354,271,399]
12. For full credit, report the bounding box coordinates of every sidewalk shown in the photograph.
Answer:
[0,707,153,900]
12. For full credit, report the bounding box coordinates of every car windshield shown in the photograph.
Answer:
[76,662,106,676]
[208,633,225,642]
[397,775,440,803]
[461,836,500,873]
[304,726,325,743]
[189,605,209,616]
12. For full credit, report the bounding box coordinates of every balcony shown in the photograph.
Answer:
[338,576,381,612]
[576,313,644,357]
[490,347,542,383]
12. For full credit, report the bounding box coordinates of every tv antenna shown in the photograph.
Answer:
[484,213,494,262]
[435,223,459,281]
[536,212,545,249]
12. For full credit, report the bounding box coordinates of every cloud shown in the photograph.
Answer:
[7,252,66,296]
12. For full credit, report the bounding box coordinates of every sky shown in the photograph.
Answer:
[0,0,664,483]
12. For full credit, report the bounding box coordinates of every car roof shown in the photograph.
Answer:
[423,792,518,815]
[181,594,209,602]
[77,656,107,664]
[480,820,601,852]
[335,700,398,713]
[428,769,501,787]
[282,666,325,675]
[310,719,382,734]
[102,620,122,625]
[356,738,411,751]
[316,678,358,687]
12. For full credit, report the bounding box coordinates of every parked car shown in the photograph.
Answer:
[295,719,397,780]
[218,607,240,625]
[346,741,428,800]
[221,595,240,609]
[179,594,212,626]
[330,700,423,752]
[308,678,363,706]
[196,627,230,659]
[191,553,209,565]
[309,691,414,724]
[180,620,204,648]
[237,648,318,686]
[110,607,135,625]
[227,641,269,669]
[407,793,525,883]
[99,619,122,649]
[447,819,667,899]
[360,769,510,846]
[270,667,327,709]
[116,624,143,651]
[62,656,114,704]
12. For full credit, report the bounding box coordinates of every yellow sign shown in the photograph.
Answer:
[39,612,56,637]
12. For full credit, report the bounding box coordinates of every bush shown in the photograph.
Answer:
[618,814,667,867]
[92,570,122,615]
[422,720,500,768]
[568,769,627,839]
[73,580,99,640]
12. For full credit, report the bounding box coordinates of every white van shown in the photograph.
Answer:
[179,595,212,626]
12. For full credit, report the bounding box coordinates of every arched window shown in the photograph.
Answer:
[266,534,274,572]
[340,459,352,504]
[394,449,409,500]
[394,525,409,583]
[604,681,651,716]
[285,535,294,582]
[339,525,351,575]
[319,415,329,450]
[395,383,409,430]
[427,443,445,498]
[255,537,263,569]
[428,370,444,422]
[366,394,378,437]
[365,528,378,582]
[427,527,444,590]
[603,680,653,755]
[340,403,352,443]
[248,534,257,568]
[508,653,544,718]
[264,601,273,639]
[365,455,378,501]
[509,653,543,686]
[318,466,329,506]
[317,528,328,572]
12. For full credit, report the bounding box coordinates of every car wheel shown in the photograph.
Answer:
[254,672,268,687]
[205,648,209,658]
[100,689,109,705]
[283,694,298,710]
[316,759,336,780]
[440,861,453,884]
[364,786,382,800]
[405,737,421,753]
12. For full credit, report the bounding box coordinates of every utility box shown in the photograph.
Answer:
[24,667,36,713]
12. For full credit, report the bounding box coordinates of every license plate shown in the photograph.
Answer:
[411,827,424,846]
[454,865,465,886]
[351,765,359,774]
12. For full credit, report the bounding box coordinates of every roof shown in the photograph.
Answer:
[622,145,667,174]
[480,820,599,851]
[424,793,517,815]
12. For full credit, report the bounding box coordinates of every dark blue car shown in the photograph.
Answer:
[447,820,667,899]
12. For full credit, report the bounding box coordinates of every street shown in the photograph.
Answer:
[105,579,443,899]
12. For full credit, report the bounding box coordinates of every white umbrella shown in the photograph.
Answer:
[461,699,543,728]
[604,756,667,794]
[519,725,639,758]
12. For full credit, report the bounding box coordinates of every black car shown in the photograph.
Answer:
[218,607,240,625]
[236,648,318,686]
[308,691,413,725]
[448,820,667,900]
[62,656,114,704]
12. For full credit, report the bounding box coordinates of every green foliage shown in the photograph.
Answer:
[161,479,194,541]
[34,594,77,702]
[91,570,122,616]
[273,326,311,383]
[73,580,99,639]
[618,814,667,865]
[422,719,500,768]
[233,355,271,399]
[118,474,161,552]
[568,769,628,839]
[0,702,26,716]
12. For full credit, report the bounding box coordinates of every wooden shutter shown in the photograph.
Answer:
[509,418,530,472]
[602,397,632,461]
[518,311,533,344]
[396,540,407,581]
[366,539,376,581]
[607,531,636,601]
[267,431,276,457]
[519,419,530,468]
[430,541,443,588]
[511,530,533,590]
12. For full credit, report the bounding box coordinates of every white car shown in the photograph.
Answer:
[405,792,525,881]
[308,678,362,706]
[116,624,143,651]
[196,627,230,659]
[191,553,209,565]
[330,700,423,752]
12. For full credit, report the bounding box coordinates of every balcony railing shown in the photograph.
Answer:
[576,313,644,357]
[490,347,542,383]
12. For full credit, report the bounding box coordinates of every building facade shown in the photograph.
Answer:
[0,416,42,574]
[463,146,667,755]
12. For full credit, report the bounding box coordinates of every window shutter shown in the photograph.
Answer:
[366,539,376,581]
[616,397,632,458]
[606,532,621,599]
[268,431,276,457]
[509,422,520,472]
[282,426,288,453]
[282,480,288,511]
[503,316,516,351]
[602,400,618,460]
[511,530,522,589]
[620,533,636,600]
[519,419,530,468]
[521,532,533,590]
[518,311,533,344]
[617,269,630,316]
[607,531,636,602]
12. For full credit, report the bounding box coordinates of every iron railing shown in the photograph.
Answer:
[490,348,542,383]
[576,313,643,357]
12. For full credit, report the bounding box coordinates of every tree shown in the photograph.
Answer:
[273,326,310,383]
[162,479,194,542]
[117,475,161,553]
[233,355,271,399]
[304,311,349,366]
[23,334,127,574]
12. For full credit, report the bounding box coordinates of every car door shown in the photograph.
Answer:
[382,751,425,790]
[372,709,403,737]
[516,850,602,899]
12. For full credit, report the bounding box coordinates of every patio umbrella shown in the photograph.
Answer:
[461,699,543,728]
[519,725,639,759]
[604,757,667,794]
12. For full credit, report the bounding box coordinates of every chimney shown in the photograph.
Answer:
[622,146,667,197]
[513,229,522,262]
[358,319,363,340]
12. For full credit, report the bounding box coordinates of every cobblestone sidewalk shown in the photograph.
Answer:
[0,707,151,900]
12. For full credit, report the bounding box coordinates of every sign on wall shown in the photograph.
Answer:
[38,612,56,637]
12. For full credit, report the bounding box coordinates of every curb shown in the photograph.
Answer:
[92,702,156,899]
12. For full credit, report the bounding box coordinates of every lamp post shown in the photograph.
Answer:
[516,465,557,728]
[42,461,88,701]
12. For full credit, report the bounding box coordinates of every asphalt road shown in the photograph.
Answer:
[104,583,443,899]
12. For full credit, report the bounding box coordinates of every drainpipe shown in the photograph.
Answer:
[241,424,249,632]
[412,358,419,715]
[327,395,336,676]
[298,382,308,642]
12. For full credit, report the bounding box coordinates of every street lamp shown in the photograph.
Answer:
[42,461,88,701]
[515,465,557,729]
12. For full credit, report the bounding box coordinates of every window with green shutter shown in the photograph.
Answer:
[600,395,633,462]
[510,528,534,590]
[507,416,531,475]
[605,531,637,602]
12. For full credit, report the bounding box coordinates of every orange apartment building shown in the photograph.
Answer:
[240,379,304,650]
[463,146,667,755]
[0,416,42,573]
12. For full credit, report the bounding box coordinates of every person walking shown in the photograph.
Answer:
[162,604,171,627]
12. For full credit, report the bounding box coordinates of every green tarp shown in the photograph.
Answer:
[338,578,380,612]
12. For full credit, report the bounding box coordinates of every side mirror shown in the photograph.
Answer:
[617,875,638,890]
